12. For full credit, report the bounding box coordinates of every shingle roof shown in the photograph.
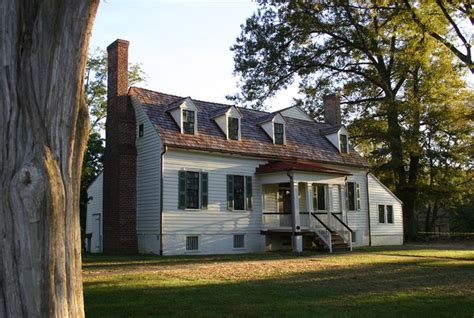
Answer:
[320,125,344,135]
[129,87,368,168]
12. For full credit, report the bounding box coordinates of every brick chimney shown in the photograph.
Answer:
[323,93,341,126]
[102,39,137,254]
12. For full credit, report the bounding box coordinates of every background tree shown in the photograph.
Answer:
[403,0,473,73]
[230,1,473,239]
[0,1,99,317]
[80,49,146,247]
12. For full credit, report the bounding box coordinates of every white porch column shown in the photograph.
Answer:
[306,183,314,229]
[290,178,303,252]
[327,185,334,227]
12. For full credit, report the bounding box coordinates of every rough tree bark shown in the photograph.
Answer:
[0,1,99,317]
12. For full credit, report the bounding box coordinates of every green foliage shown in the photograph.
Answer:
[231,1,473,238]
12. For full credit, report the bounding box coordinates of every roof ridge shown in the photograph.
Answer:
[131,86,272,115]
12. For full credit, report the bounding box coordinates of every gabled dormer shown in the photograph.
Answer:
[166,97,199,135]
[212,105,242,141]
[320,125,349,153]
[257,112,286,145]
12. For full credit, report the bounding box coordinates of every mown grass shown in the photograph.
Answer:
[83,244,474,317]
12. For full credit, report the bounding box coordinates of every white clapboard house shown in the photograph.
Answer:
[85,39,403,255]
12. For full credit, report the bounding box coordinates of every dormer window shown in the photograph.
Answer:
[340,134,348,153]
[212,105,242,141]
[183,110,195,134]
[165,97,199,135]
[274,123,284,145]
[257,112,286,145]
[228,117,239,140]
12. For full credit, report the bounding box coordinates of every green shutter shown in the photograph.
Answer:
[178,170,186,209]
[201,172,208,209]
[227,175,234,210]
[356,183,361,210]
[246,176,252,210]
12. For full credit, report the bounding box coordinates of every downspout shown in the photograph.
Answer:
[159,145,168,255]
[366,171,372,246]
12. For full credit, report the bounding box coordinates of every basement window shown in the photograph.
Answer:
[233,234,245,249]
[186,236,199,251]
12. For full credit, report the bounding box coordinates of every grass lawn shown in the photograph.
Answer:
[83,244,474,317]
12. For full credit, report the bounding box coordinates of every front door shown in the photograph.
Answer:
[278,183,291,226]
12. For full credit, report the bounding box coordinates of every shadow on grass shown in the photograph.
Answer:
[84,256,474,318]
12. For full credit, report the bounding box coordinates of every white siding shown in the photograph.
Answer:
[133,97,163,254]
[280,106,313,121]
[263,184,278,212]
[85,173,103,253]
[162,149,267,255]
[368,173,404,245]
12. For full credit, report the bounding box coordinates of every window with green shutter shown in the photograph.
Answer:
[246,176,252,210]
[347,182,360,211]
[227,175,253,211]
[178,170,207,209]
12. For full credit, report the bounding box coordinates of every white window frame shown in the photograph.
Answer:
[185,235,200,252]
[378,205,395,224]
[232,234,245,250]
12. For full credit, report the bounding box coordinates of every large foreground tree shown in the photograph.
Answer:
[231,1,472,239]
[0,1,99,317]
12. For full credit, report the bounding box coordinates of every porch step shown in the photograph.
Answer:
[309,232,350,252]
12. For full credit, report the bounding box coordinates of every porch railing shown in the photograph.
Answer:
[262,212,292,228]
[310,213,332,253]
[330,212,353,251]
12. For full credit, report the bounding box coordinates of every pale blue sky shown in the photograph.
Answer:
[89,0,298,111]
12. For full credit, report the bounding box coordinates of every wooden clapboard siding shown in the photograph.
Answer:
[85,172,103,253]
[133,97,162,235]
[162,149,267,235]
[368,173,404,242]
[263,184,278,212]
[280,106,313,121]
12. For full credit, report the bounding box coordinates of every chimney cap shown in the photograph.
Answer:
[107,39,130,51]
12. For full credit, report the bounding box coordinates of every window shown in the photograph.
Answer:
[378,205,385,223]
[351,231,357,243]
[227,175,252,211]
[274,123,284,144]
[178,171,208,209]
[233,234,245,249]
[186,236,199,251]
[313,184,327,211]
[340,134,348,153]
[378,205,394,224]
[387,205,394,223]
[228,117,239,140]
[182,110,195,134]
[138,124,144,137]
[347,182,360,211]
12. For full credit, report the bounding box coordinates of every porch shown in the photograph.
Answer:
[256,161,354,252]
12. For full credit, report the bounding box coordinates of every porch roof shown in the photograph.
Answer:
[255,161,351,175]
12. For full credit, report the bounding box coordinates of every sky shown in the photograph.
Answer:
[89,0,298,111]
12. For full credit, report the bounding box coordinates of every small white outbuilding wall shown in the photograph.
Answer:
[85,172,103,253]
[367,173,404,246]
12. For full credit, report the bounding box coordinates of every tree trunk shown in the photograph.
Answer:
[0,1,99,317]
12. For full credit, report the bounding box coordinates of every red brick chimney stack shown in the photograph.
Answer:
[102,39,137,254]
[323,93,341,126]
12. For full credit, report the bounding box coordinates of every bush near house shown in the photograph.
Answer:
[83,245,474,317]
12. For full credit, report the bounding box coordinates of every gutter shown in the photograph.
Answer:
[366,171,372,246]
[159,144,168,255]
